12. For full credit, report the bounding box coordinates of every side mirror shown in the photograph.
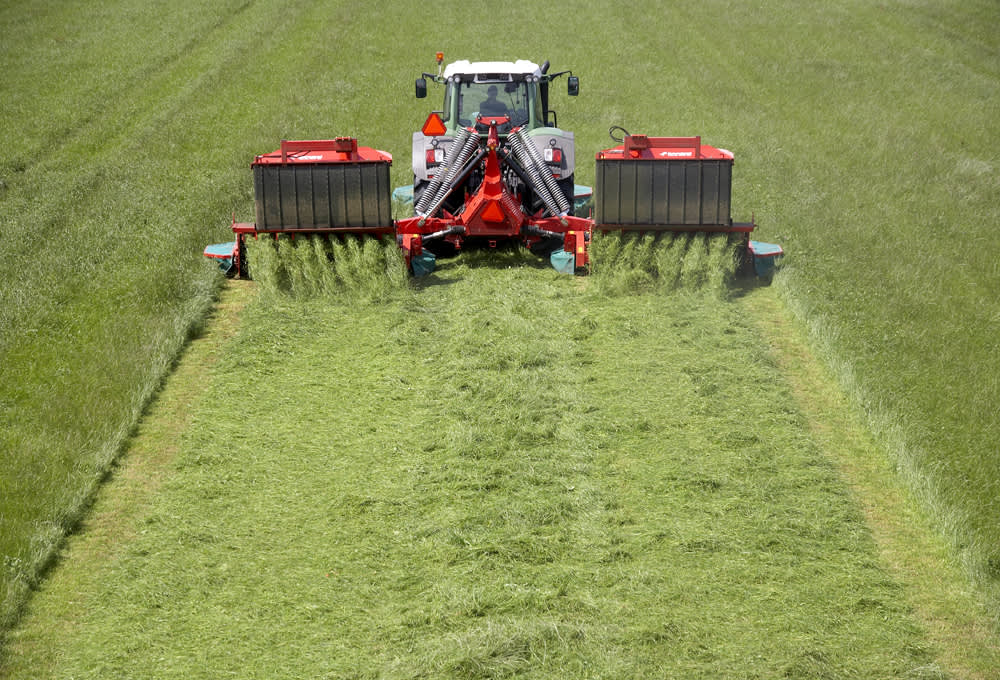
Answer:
[567,76,579,96]
[415,78,427,99]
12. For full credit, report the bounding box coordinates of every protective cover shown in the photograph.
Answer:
[594,136,733,229]
[252,140,393,232]
[549,249,576,274]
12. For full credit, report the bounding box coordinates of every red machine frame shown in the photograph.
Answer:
[395,116,592,271]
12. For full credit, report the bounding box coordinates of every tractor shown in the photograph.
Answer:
[395,55,593,275]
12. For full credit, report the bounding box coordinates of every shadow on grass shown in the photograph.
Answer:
[412,244,560,289]
[727,270,777,299]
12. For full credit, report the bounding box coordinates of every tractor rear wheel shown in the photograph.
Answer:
[412,178,429,215]
[558,174,575,216]
[237,235,249,279]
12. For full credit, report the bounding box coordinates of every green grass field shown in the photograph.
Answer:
[2,0,998,675]
[0,269,943,677]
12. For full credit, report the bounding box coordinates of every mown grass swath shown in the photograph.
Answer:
[0,263,937,677]
[0,0,428,632]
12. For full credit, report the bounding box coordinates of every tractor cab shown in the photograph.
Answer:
[448,78,537,133]
[416,59,578,135]
[436,61,544,134]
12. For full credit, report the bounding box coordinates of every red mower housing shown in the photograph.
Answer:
[594,134,754,236]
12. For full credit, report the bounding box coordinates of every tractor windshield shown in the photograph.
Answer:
[443,78,541,130]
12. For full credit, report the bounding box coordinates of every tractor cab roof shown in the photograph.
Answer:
[442,60,542,81]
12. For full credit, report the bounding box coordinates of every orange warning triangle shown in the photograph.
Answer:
[421,112,447,137]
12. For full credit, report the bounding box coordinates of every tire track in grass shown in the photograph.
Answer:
[1,0,260,180]
[1,256,939,677]
[0,0,309,301]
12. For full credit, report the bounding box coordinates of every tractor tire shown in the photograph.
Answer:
[558,174,575,216]
[412,178,429,215]
[529,235,564,257]
[237,235,250,279]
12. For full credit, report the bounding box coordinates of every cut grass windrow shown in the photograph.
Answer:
[2,259,942,678]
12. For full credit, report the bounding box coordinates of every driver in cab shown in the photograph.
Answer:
[479,85,508,117]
